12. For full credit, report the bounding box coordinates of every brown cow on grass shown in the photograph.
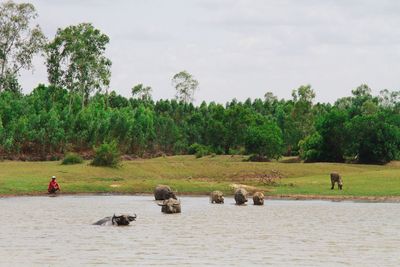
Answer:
[330,172,343,190]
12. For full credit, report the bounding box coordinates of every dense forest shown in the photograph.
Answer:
[1,1,399,164]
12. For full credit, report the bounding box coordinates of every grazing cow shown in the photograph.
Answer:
[154,185,177,200]
[234,188,248,205]
[93,214,137,226]
[330,172,343,190]
[210,190,224,204]
[158,198,181,214]
[252,192,264,205]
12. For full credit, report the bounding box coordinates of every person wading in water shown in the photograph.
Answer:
[48,176,60,194]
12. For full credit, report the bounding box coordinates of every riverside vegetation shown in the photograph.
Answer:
[1,156,400,198]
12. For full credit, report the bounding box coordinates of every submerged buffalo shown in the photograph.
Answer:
[158,198,181,214]
[252,192,264,205]
[234,188,248,205]
[210,190,224,204]
[93,214,137,226]
[154,185,177,200]
[330,172,343,190]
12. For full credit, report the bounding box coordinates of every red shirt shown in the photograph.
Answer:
[48,180,60,191]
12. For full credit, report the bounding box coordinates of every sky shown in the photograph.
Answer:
[16,0,400,104]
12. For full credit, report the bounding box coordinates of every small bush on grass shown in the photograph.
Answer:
[91,142,121,167]
[188,143,203,154]
[189,143,212,158]
[62,153,83,165]
[195,148,209,158]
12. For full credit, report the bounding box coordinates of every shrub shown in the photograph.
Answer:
[189,143,211,158]
[195,147,209,158]
[61,153,83,165]
[188,143,203,154]
[91,141,121,167]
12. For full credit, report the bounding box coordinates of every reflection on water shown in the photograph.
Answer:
[0,196,399,266]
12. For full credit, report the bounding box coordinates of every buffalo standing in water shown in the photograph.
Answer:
[158,198,181,214]
[234,188,248,205]
[154,185,177,200]
[252,192,264,205]
[93,214,137,226]
[210,190,224,204]
[330,172,343,190]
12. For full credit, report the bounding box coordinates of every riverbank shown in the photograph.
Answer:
[2,192,400,202]
[1,155,399,199]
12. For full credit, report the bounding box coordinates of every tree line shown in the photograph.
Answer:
[1,83,399,164]
[0,1,399,164]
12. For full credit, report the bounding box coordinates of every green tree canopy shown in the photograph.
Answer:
[132,84,152,101]
[0,0,45,92]
[172,70,199,103]
[46,23,111,108]
[245,120,283,160]
[346,113,400,164]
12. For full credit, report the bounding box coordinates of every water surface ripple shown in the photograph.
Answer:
[0,196,399,266]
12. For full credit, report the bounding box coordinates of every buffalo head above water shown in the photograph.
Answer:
[158,198,181,214]
[210,190,224,204]
[93,214,137,226]
[112,214,137,226]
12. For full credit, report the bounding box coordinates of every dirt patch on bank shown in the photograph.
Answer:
[267,194,400,202]
[229,170,284,182]
[229,183,268,194]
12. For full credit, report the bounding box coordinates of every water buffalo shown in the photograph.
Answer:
[210,190,224,204]
[234,188,248,205]
[154,185,177,200]
[93,214,137,226]
[330,172,343,190]
[253,192,264,205]
[158,198,181,214]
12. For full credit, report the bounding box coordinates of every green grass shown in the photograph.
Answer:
[0,155,399,197]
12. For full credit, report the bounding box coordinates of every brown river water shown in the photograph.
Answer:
[0,195,399,266]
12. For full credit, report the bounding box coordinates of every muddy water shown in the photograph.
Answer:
[0,196,399,266]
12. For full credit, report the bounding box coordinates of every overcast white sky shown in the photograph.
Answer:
[17,0,400,104]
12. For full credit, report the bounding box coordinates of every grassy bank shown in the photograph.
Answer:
[1,155,400,198]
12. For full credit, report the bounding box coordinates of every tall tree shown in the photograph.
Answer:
[172,70,199,103]
[291,85,316,142]
[379,89,400,111]
[46,23,111,108]
[0,1,45,92]
[132,83,152,101]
